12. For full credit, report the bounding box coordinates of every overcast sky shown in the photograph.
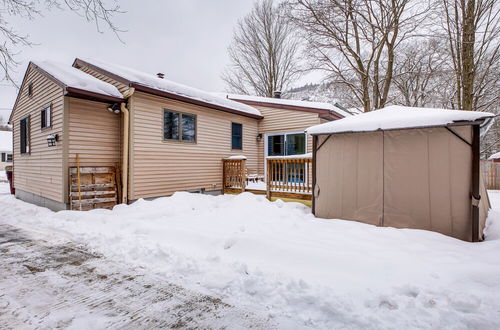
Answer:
[0,0,281,120]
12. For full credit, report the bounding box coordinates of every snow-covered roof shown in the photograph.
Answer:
[488,152,500,160]
[216,93,351,118]
[306,105,495,135]
[267,152,312,160]
[0,130,12,152]
[77,59,262,118]
[32,60,123,99]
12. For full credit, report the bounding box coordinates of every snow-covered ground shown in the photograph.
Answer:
[1,182,500,329]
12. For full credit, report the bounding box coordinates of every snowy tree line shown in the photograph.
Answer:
[222,0,500,155]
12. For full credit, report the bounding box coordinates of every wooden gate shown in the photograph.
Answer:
[69,166,119,210]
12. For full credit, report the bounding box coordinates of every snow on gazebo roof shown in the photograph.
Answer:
[488,152,500,160]
[32,60,123,99]
[306,105,495,135]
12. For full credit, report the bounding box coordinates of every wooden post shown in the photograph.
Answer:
[76,154,82,211]
[471,125,480,242]
[312,135,317,215]
[222,159,226,194]
[266,159,271,200]
[241,159,246,192]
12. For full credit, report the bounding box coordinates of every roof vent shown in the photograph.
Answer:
[273,91,282,99]
[157,73,165,79]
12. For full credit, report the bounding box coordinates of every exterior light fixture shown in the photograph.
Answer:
[47,134,58,147]
[107,103,121,114]
[256,133,263,141]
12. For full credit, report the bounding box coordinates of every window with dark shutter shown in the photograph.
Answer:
[6,154,12,162]
[20,117,30,154]
[231,122,242,150]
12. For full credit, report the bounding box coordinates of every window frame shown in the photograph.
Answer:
[28,83,33,97]
[6,154,12,162]
[162,109,197,143]
[231,122,243,150]
[40,104,52,131]
[20,115,30,155]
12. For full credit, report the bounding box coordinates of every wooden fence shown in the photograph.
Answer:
[266,157,313,201]
[481,160,500,190]
[222,158,246,193]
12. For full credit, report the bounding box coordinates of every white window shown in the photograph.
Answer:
[41,105,52,129]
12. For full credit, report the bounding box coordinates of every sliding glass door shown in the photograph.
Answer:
[267,132,306,157]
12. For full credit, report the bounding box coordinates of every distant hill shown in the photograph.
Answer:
[284,82,362,115]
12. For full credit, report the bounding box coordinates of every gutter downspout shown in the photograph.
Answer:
[121,87,135,204]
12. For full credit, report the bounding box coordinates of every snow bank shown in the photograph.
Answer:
[32,61,122,98]
[306,105,495,135]
[78,59,262,117]
[217,93,350,118]
[0,130,12,152]
[1,186,500,329]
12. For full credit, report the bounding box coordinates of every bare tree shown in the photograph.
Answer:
[286,0,430,111]
[392,38,452,107]
[440,0,500,110]
[222,0,301,97]
[0,0,123,85]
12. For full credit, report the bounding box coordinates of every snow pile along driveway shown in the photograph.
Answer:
[2,187,500,329]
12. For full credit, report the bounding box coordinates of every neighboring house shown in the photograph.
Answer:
[9,58,347,211]
[487,151,500,162]
[0,130,13,170]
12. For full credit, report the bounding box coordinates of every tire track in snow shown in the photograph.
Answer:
[0,222,272,329]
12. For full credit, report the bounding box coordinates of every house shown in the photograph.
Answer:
[487,151,500,162]
[9,58,347,211]
[0,130,13,170]
[306,106,494,242]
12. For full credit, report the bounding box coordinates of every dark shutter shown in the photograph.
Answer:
[41,109,46,128]
[1,153,5,162]
[20,118,26,154]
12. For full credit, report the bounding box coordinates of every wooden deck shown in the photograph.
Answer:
[222,156,313,202]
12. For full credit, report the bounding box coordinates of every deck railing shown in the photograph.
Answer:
[222,158,246,193]
[266,156,313,200]
[222,155,313,201]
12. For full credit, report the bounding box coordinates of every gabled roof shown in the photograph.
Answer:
[216,93,350,119]
[10,61,125,123]
[0,130,12,152]
[306,105,495,135]
[73,58,263,119]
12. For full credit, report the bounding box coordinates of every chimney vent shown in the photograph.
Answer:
[157,73,165,79]
[273,91,282,99]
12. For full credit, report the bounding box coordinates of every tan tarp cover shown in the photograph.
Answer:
[315,126,490,241]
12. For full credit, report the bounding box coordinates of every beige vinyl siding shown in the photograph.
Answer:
[67,98,121,168]
[255,105,322,174]
[129,92,259,200]
[78,66,129,94]
[12,66,65,202]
